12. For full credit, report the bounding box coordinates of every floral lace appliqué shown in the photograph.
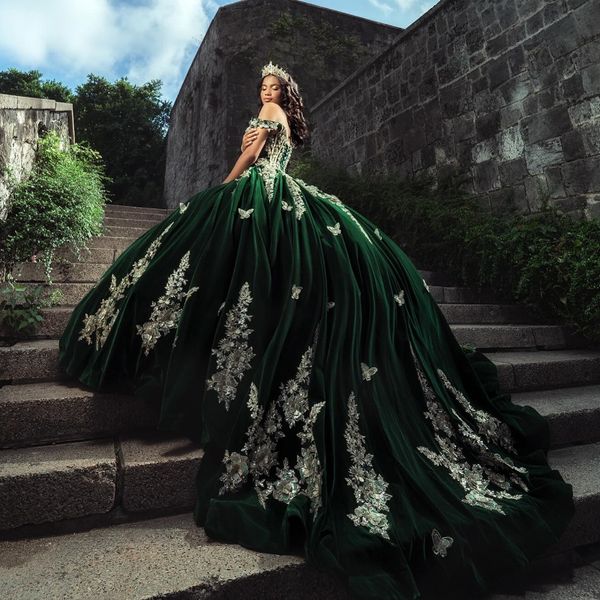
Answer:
[135,250,199,355]
[409,342,529,515]
[218,324,325,519]
[205,281,255,411]
[79,221,174,351]
[344,390,392,540]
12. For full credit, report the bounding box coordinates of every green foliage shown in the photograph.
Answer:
[0,274,63,340]
[0,68,74,102]
[0,130,109,283]
[290,155,600,343]
[74,74,171,207]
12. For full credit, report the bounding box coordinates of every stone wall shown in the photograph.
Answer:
[309,0,600,219]
[163,0,402,208]
[0,94,74,221]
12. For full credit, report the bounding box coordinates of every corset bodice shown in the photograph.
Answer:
[244,117,293,174]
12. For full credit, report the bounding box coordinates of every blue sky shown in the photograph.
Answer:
[0,0,437,103]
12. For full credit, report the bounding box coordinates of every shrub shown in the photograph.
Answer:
[0,129,110,283]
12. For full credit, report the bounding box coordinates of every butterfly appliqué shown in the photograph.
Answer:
[327,222,341,236]
[431,528,454,557]
[422,278,430,292]
[374,227,382,240]
[291,285,303,300]
[360,362,378,381]
[281,200,293,211]
[179,202,189,213]
[238,207,254,219]
[394,290,405,306]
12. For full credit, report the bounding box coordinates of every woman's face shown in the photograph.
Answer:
[261,75,282,106]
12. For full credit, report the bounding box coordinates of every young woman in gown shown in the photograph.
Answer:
[58,61,575,600]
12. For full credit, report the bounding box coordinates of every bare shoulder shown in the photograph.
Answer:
[257,103,287,126]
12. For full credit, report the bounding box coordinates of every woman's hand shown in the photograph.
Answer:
[241,127,259,152]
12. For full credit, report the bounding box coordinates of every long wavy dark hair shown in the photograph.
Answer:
[256,69,309,148]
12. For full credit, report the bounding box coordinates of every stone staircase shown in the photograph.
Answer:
[1,203,600,599]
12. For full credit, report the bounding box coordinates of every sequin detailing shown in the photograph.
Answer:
[206,281,256,411]
[344,390,392,540]
[238,207,254,219]
[79,222,174,350]
[409,342,529,515]
[431,528,454,557]
[394,290,405,306]
[291,285,303,300]
[360,362,378,381]
[136,250,199,355]
[218,325,325,519]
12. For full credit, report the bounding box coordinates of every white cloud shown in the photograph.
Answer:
[368,0,394,15]
[0,0,214,100]
[393,0,436,12]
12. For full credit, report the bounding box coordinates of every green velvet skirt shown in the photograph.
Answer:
[59,167,575,600]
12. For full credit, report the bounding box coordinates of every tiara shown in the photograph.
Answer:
[261,61,291,82]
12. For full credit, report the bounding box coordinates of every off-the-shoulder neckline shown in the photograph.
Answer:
[249,116,293,147]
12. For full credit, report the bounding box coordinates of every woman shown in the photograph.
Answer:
[59,61,575,600]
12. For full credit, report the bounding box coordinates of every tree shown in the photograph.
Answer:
[0,69,172,207]
[0,68,74,103]
[74,75,171,207]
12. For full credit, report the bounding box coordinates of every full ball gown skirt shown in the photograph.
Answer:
[58,117,575,600]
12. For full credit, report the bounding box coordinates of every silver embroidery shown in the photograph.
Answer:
[431,528,454,557]
[344,390,392,540]
[79,221,174,350]
[179,202,188,213]
[206,281,255,411]
[360,362,378,381]
[327,222,341,236]
[394,290,405,306]
[294,177,374,246]
[291,285,302,300]
[218,325,325,519]
[285,174,307,220]
[238,207,254,219]
[135,250,199,355]
[409,342,529,515]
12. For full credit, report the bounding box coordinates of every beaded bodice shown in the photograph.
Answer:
[245,117,293,174]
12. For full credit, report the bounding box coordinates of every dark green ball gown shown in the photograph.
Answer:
[59,117,575,600]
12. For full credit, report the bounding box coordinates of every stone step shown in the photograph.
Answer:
[0,513,312,600]
[103,215,165,228]
[1,303,571,345]
[429,285,510,304]
[451,324,583,350]
[0,433,597,556]
[19,281,95,305]
[84,235,141,251]
[104,203,172,215]
[0,381,159,448]
[3,512,599,600]
[103,224,155,238]
[14,261,111,283]
[2,338,600,392]
[54,245,117,264]
[2,379,599,450]
[488,349,600,392]
[438,303,546,325]
[512,385,600,448]
[0,433,202,531]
